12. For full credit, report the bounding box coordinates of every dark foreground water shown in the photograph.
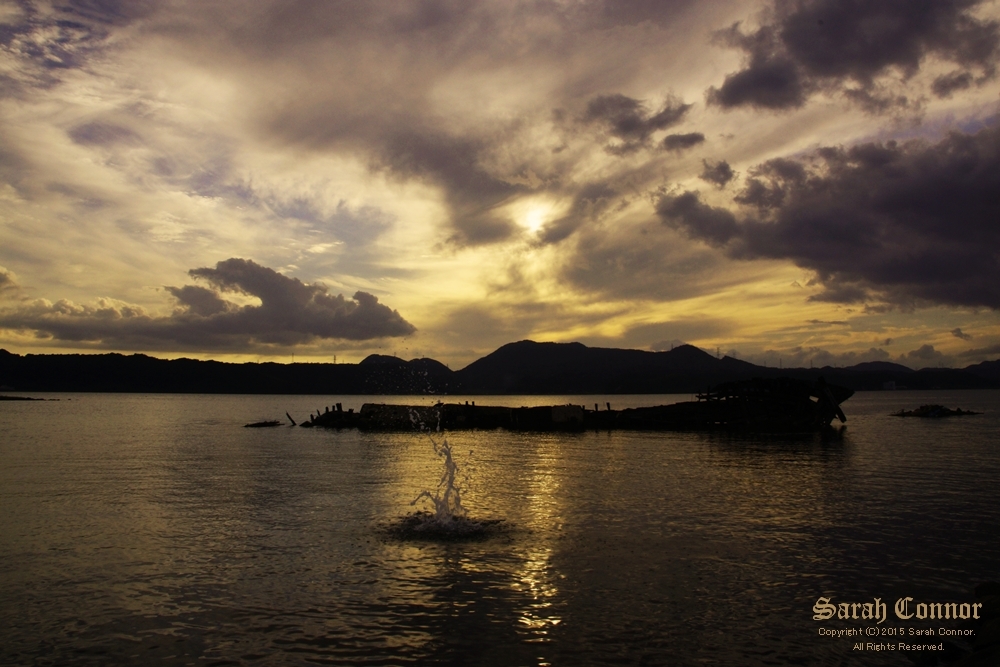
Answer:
[2,391,998,666]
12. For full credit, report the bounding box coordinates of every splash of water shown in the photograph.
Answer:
[384,411,504,540]
[410,434,467,525]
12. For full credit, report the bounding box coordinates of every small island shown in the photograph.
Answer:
[892,404,981,418]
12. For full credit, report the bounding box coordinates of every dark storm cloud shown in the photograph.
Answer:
[932,70,975,98]
[951,327,972,340]
[0,259,415,349]
[164,285,230,318]
[182,258,416,341]
[655,191,738,245]
[708,47,808,110]
[707,0,1000,111]
[698,159,735,188]
[657,125,1000,309]
[583,94,692,155]
[661,132,705,152]
[733,157,807,209]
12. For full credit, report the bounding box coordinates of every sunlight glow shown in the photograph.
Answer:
[505,197,564,235]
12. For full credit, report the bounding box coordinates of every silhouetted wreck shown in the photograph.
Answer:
[299,403,355,428]
[298,377,852,432]
[613,377,851,431]
[244,413,297,428]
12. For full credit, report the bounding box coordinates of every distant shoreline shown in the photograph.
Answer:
[2,341,997,394]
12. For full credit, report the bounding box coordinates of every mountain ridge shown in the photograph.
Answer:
[1,341,997,394]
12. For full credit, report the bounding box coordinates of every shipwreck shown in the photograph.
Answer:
[297,377,852,433]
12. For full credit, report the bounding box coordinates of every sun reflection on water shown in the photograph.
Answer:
[512,545,561,636]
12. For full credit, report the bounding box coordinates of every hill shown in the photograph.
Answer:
[456,341,757,393]
[0,342,997,394]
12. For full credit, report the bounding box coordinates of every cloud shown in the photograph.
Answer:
[658,125,1000,310]
[434,303,546,355]
[373,129,523,246]
[661,132,705,152]
[746,345,893,368]
[165,285,230,318]
[67,121,142,147]
[0,266,20,295]
[429,297,623,363]
[614,317,736,350]
[581,0,699,29]
[698,159,735,188]
[256,197,392,251]
[800,346,891,367]
[757,346,887,367]
[656,190,739,246]
[155,0,703,248]
[124,4,568,248]
[560,220,731,301]
[707,0,1000,111]
[958,342,1000,358]
[901,343,949,366]
[0,0,154,95]
[537,182,620,245]
[0,259,415,349]
[160,3,699,249]
[733,157,807,209]
[952,327,972,340]
[583,93,692,154]
[932,70,975,98]
[4,0,1000,367]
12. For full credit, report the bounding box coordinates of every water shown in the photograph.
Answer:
[2,391,999,666]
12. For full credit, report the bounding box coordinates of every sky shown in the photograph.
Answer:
[1,0,999,369]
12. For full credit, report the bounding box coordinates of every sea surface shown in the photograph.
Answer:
[2,390,999,666]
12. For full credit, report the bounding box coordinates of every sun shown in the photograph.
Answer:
[523,205,548,233]
[506,197,564,235]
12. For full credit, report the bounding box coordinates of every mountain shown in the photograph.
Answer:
[964,359,1000,383]
[1,342,997,394]
[844,361,914,373]
[456,340,754,393]
[358,355,459,394]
